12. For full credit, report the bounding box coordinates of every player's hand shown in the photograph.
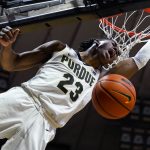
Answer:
[0,26,20,47]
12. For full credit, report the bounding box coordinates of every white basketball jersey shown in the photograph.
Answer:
[22,45,100,127]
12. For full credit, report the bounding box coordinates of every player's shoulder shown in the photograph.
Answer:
[40,40,66,52]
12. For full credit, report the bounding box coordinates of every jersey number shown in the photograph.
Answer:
[57,73,83,101]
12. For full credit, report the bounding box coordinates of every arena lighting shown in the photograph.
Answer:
[0,0,61,8]
[0,0,65,26]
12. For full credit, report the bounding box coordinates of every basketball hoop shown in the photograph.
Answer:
[99,9,150,70]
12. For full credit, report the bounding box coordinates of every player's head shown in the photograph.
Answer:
[79,38,120,69]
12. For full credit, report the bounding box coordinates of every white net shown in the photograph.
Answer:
[99,9,150,70]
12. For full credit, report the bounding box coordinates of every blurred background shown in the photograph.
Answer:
[1,0,150,150]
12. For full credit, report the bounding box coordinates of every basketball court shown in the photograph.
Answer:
[1,0,150,150]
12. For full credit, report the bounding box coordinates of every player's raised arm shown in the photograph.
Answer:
[0,26,65,72]
[105,57,139,79]
[0,26,20,71]
[106,40,150,79]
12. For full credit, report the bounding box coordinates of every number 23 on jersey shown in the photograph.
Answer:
[57,73,83,102]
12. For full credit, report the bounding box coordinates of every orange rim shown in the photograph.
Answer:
[99,18,143,37]
[144,8,150,13]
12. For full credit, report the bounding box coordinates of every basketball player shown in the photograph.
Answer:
[0,26,149,150]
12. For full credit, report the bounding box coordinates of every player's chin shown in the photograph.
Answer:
[102,58,116,66]
[109,56,118,63]
[101,57,113,65]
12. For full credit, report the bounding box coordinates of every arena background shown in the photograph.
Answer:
[1,0,150,150]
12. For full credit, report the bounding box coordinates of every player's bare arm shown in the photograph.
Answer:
[0,26,65,72]
[105,58,139,79]
[103,40,150,79]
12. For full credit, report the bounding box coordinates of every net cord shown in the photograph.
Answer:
[99,10,150,70]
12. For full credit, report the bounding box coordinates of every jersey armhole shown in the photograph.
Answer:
[51,44,70,59]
